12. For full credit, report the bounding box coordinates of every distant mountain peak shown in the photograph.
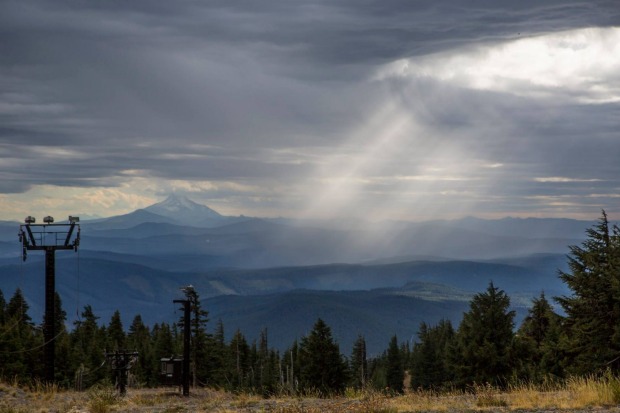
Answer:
[145,194,222,224]
[155,194,213,211]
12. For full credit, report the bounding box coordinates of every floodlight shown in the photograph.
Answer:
[25,216,36,224]
[43,216,54,224]
[68,216,80,223]
[181,284,195,292]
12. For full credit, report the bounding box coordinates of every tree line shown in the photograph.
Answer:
[0,211,619,394]
[409,211,620,390]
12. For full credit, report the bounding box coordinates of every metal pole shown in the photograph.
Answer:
[174,299,190,396]
[118,351,127,395]
[44,247,56,383]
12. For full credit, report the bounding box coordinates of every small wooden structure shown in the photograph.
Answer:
[160,356,184,386]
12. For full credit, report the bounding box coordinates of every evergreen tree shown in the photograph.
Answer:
[205,319,228,387]
[0,289,41,381]
[516,292,565,380]
[249,340,259,388]
[556,211,620,374]
[269,348,281,392]
[151,322,177,379]
[385,335,404,393]
[51,292,72,386]
[349,335,368,389]
[179,286,209,387]
[298,318,348,395]
[281,339,299,393]
[106,310,125,351]
[368,356,387,390]
[6,288,32,325]
[400,340,411,373]
[126,314,152,386]
[257,328,278,395]
[0,289,6,325]
[410,319,455,389]
[229,329,251,389]
[450,283,516,387]
[70,305,106,387]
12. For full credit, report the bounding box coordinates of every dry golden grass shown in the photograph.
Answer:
[387,375,620,412]
[3,376,620,412]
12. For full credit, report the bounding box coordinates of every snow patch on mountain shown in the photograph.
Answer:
[144,194,223,225]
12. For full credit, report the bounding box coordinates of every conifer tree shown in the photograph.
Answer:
[0,289,6,325]
[0,289,40,381]
[281,340,300,393]
[151,322,177,378]
[257,328,278,395]
[516,292,564,380]
[410,319,455,389]
[126,314,152,385]
[106,310,125,351]
[556,211,620,374]
[450,283,516,387]
[249,340,259,388]
[6,288,31,325]
[298,318,348,395]
[205,319,228,387]
[350,335,368,389]
[70,305,106,387]
[179,286,209,387]
[229,329,251,389]
[385,335,405,393]
[51,292,72,385]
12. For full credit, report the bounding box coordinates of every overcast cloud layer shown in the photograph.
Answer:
[1,0,619,221]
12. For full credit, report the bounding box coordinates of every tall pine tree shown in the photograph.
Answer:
[126,314,153,385]
[229,329,251,389]
[0,289,41,381]
[298,318,348,395]
[410,319,455,390]
[556,211,620,374]
[51,292,72,385]
[450,283,516,387]
[516,292,564,380]
[70,305,106,387]
[106,310,125,351]
[385,335,405,393]
[349,335,368,389]
[178,286,209,387]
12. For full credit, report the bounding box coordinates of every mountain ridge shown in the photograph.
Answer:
[0,196,600,354]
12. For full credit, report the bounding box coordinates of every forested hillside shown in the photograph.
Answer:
[1,212,619,394]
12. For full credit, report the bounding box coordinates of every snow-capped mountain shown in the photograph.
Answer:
[144,194,223,226]
[80,194,251,229]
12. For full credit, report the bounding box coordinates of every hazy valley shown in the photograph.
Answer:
[0,195,587,353]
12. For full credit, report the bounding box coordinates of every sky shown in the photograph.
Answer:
[1,0,619,222]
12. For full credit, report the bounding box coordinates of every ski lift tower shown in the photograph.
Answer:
[19,215,81,383]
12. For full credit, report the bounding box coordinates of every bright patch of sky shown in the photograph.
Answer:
[376,28,620,103]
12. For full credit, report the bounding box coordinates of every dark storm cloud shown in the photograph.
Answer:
[389,73,620,171]
[1,0,619,218]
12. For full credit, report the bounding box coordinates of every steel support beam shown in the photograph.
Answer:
[44,247,56,383]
